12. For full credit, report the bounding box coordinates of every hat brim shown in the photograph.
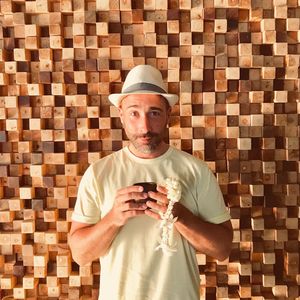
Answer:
[108,91,179,107]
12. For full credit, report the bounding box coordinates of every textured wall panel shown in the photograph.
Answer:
[0,0,300,299]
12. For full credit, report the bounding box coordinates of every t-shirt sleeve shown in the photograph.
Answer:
[196,163,231,224]
[72,164,101,224]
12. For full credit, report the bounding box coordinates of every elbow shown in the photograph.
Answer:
[69,236,92,266]
[70,248,92,266]
[214,244,232,262]
[216,248,231,262]
[217,234,233,261]
[72,255,90,266]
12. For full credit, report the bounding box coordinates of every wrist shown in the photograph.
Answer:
[105,209,123,229]
[173,203,193,225]
[172,202,184,222]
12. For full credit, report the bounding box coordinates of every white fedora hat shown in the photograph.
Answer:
[108,65,178,107]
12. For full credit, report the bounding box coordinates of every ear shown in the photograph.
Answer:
[118,106,124,125]
[167,105,172,116]
[166,105,171,119]
[165,105,172,128]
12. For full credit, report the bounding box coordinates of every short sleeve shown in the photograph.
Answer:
[72,165,101,224]
[196,164,231,224]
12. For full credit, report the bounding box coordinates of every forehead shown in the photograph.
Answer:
[121,94,167,110]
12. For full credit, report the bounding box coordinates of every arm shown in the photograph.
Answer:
[69,185,148,266]
[173,203,233,261]
[145,186,233,261]
[69,213,121,266]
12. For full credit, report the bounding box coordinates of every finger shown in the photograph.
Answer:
[124,210,146,219]
[146,200,167,213]
[117,185,144,195]
[156,185,167,194]
[122,201,148,211]
[148,191,168,204]
[116,192,148,203]
[144,209,161,220]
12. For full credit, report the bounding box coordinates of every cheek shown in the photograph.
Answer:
[153,117,167,129]
[122,118,135,131]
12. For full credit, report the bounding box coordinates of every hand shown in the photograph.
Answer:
[110,185,148,227]
[144,185,177,220]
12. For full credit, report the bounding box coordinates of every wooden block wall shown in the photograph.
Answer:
[0,0,300,299]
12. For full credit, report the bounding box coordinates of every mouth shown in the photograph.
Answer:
[139,136,152,144]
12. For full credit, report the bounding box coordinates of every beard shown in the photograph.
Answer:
[126,131,165,154]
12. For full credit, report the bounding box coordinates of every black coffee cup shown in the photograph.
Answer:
[134,182,157,204]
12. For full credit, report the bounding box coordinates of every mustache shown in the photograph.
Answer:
[136,132,158,138]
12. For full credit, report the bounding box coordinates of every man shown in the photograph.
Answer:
[69,65,233,300]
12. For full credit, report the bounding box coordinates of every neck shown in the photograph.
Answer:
[128,142,169,159]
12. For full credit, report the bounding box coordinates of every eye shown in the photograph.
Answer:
[149,110,161,117]
[129,110,138,117]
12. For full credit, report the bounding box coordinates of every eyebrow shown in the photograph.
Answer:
[125,105,164,112]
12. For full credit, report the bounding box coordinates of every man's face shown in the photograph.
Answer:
[119,94,171,155]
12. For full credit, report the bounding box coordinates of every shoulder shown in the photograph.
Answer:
[170,147,209,169]
[169,147,213,183]
[91,148,124,168]
[83,149,124,178]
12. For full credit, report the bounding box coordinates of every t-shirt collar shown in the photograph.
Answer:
[123,145,174,164]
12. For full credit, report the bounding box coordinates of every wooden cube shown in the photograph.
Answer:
[33,253,48,267]
[23,275,38,289]
[13,284,27,299]
[21,220,35,234]
[1,275,17,289]
[69,272,81,287]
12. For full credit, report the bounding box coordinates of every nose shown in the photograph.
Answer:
[139,114,152,133]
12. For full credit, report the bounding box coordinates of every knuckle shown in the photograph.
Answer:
[130,192,142,200]
[127,211,136,218]
[120,203,127,211]
[125,202,131,210]
[116,188,122,194]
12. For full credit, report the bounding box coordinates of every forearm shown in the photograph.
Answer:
[174,204,233,261]
[69,212,120,265]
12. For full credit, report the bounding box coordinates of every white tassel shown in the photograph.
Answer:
[155,178,181,256]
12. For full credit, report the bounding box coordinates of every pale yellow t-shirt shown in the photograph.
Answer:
[72,146,231,300]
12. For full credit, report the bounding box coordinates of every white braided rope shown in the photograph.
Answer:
[155,178,181,256]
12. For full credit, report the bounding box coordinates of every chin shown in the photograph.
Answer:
[134,143,159,154]
[138,146,157,154]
